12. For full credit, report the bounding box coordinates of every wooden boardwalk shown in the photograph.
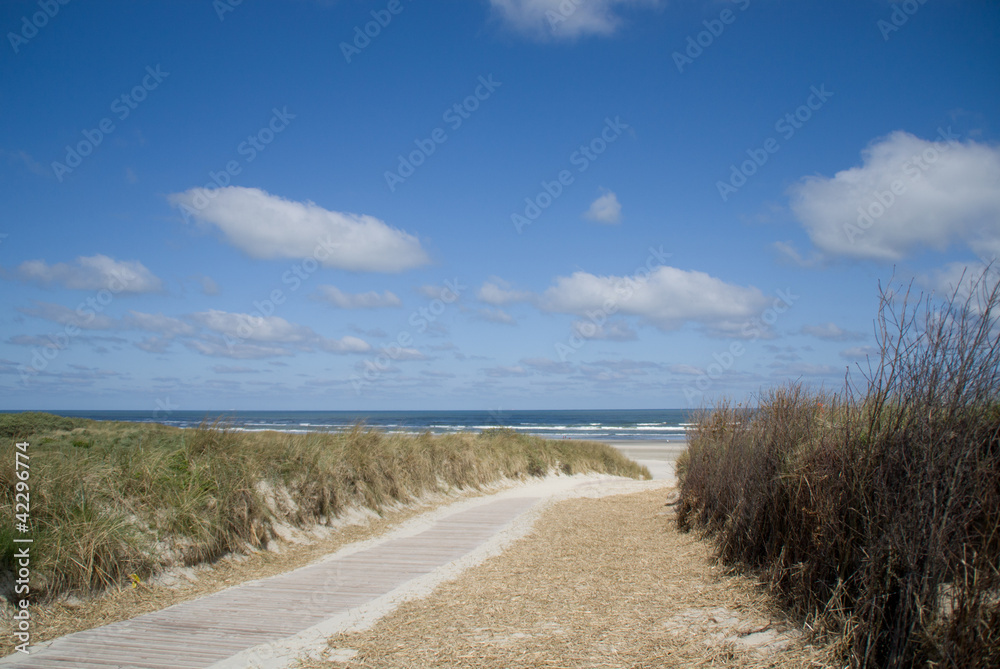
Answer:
[3,495,542,669]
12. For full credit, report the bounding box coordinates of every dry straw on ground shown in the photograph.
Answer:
[299,488,835,668]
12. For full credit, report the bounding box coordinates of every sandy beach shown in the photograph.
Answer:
[602,439,688,482]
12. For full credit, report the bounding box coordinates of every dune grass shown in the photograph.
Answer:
[676,271,1000,668]
[0,418,647,602]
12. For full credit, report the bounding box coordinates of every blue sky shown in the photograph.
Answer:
[1,0,998,411]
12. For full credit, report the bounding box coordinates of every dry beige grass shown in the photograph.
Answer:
[299,488,838,668]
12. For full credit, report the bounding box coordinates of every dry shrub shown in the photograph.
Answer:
[678,269,1000,668]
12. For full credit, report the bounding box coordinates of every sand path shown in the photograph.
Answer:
[294,443,831,668]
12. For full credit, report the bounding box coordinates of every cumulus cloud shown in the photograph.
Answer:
[800,322,865,341]
[10,254,163,292]
[788,131,1000,261]
[316,285,402,309]
[169,186,429,272]
[477,277,534,305]
[584,189,622,224]
[488,0,659,40]
[540,266,769,332]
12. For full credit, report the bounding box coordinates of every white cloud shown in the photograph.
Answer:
[325,336,370,355]
[669,363,704,376]
[487,0,659,40]
[540,266,769,332]
[187,309,371,355]
[477,308,516,325]
[126,311,196,337]
[18,301,118,330]
[477,277,533,305]
[840,346,878,360]
[189,310,313,343]
[584,189,622,225]
[316,285,402,309]
[800,322,865,341]
[185,337,294,360]
[169,186,429,272]
[11,254,163,292]
[789,131,1000,261]
[919,261,1000,297]
[416,283,464,302]
[317,336,372,354]
[378,347,426,360]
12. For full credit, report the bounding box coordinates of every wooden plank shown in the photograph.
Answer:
[0,494,544,668]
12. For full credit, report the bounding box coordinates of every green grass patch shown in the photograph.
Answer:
[1,416,647,601]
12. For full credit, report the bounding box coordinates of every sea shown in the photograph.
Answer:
[37,409,694,442]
